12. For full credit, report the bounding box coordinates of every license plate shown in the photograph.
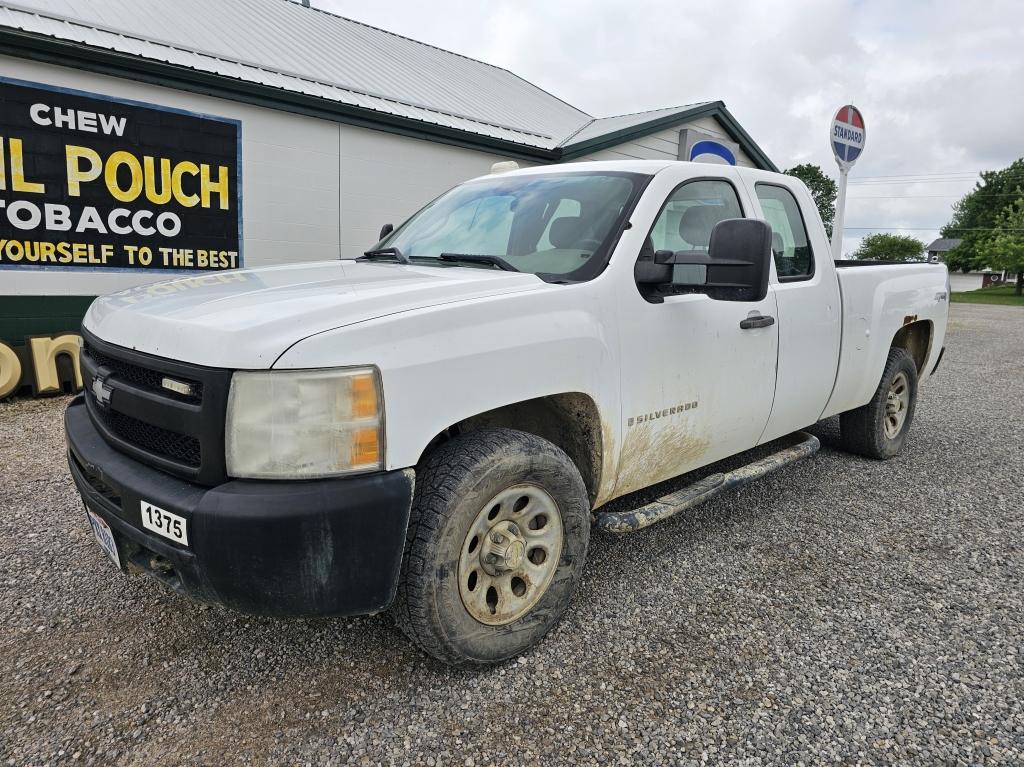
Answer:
[140,500,188,546]
[87,509,121,569]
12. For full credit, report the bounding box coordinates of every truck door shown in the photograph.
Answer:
[613,174,779,498]
[743,179,842,443]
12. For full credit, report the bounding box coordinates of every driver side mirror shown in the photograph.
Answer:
[634,218,772,302]
[379,223,394,241]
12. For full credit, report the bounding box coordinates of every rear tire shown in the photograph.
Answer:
[390,428,590,667]
[839,347,919,459]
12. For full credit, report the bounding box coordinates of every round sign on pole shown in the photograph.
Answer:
[829,104,866,259]
[830,104,866,168]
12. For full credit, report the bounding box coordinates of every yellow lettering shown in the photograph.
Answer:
[28,334,83,395]
[10,138,45,194]
[171,161,200,207]
[0,341,22,399]
[65,145,103,196]
[144,156,173,204]
[200,164,230,210]
[104,150,143,202]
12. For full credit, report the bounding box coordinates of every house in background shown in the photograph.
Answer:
[925,238,962,264]
[926,238,1017,291]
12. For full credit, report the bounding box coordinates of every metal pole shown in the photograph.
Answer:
[831,165,849,259]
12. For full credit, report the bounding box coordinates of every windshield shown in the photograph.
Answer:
[375,171,648,282]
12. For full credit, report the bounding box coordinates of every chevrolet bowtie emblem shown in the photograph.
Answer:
[92,375,113,408]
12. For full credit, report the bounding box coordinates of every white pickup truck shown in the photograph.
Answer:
[66,160,949,666]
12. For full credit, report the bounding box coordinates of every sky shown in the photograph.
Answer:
[317,0,1024,256]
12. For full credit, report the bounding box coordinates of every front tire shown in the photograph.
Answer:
[391,428,590,666]
[839,347,919,459]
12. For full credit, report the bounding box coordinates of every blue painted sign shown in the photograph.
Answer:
[689,139,737,166]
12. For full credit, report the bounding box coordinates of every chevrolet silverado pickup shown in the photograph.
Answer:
[66,160,949,665]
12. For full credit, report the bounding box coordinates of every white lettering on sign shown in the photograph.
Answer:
[0,199,182,237]
[29,103,127,137]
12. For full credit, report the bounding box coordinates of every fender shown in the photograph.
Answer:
[274,285,623,501]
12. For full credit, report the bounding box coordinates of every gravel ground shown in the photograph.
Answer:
[2,302,1022,766]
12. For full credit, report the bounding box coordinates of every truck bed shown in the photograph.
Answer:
[822,261,949,418]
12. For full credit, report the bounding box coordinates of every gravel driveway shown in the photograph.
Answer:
[2,302,1022,766]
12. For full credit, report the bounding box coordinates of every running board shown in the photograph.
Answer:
[594,431,821,534]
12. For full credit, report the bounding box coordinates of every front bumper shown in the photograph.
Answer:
[65,395,414,617]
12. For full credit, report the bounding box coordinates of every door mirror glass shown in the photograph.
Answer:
[672,263,707,286]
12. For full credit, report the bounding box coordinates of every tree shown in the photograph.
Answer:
[852,233,926,262]
[785,164,837,238]
[942,158,1024,271]
[977,197,1024,295]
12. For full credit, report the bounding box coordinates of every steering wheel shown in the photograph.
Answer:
[576,238,603,253]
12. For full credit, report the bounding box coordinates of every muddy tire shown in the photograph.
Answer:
[839,347,919,459]
[390,428,590,667]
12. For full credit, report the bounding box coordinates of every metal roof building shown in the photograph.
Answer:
[0,0,776,376]
[0,0,774,165]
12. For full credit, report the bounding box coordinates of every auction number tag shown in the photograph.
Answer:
[140,500,188,546]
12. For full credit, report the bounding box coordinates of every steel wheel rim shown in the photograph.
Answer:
[458,484,563,626]
[884,370,910,439]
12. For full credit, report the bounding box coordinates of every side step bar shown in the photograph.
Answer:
[594,431,820,534]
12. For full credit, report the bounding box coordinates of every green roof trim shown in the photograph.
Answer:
[559,102,778,171]
[0,27,776,171]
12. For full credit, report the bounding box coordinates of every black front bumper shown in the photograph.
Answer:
[65,395,414,617]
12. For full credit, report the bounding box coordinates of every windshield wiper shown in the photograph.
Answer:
[439,253,519,272]
[359,246,410,265]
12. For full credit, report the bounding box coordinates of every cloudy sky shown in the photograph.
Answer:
[319,0,1024,255]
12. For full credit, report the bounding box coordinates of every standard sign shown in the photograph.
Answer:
[0,77,241,272]
[830,104,865,168]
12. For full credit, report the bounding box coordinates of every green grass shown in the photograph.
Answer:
[950,284,1024,306]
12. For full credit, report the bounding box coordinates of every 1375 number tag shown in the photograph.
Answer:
[140,500,188,546]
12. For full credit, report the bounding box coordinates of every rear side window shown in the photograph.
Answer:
[755,183,813,281]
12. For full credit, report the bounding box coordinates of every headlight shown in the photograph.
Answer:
[226,367,383,479]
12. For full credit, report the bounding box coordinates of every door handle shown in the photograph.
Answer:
[740,314,775,330]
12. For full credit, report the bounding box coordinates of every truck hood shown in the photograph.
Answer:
[84,260,545,368]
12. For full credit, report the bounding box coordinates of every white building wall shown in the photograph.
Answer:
[577,116,757,168]
[948,272,984,292]
[337,126,530,259]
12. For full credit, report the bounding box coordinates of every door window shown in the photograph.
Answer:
[755,183,813,281]
[647,179,743,286]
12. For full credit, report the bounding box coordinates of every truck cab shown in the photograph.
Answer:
[66,160,949,666]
